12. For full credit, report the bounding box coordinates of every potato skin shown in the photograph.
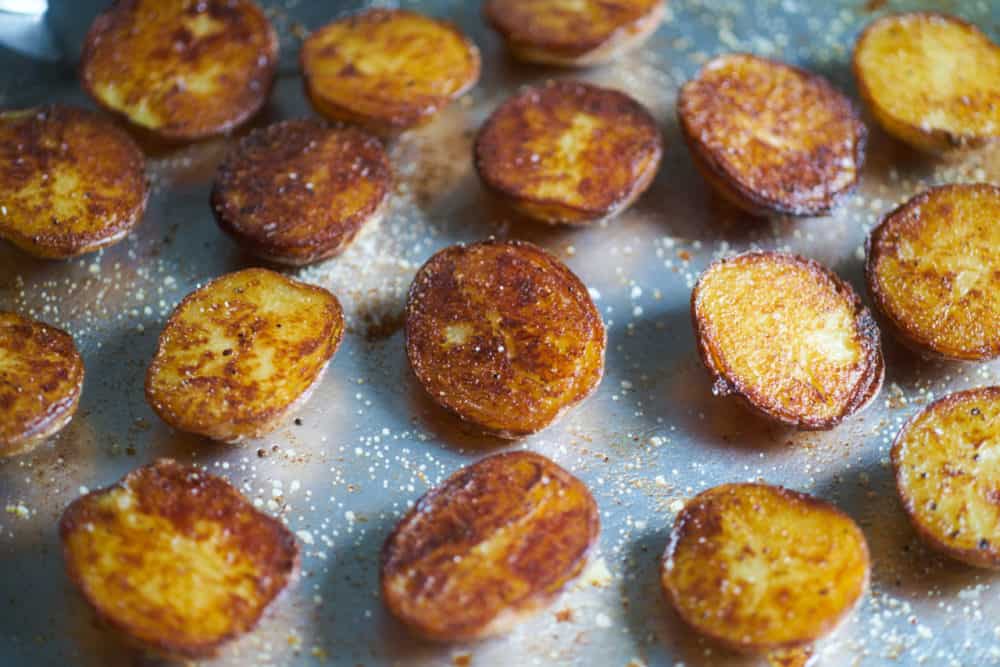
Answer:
[405,240,605,438]
[60,459,299,659]
[0,105,147,258]
[211,119,392,266]
[381,451,600,641]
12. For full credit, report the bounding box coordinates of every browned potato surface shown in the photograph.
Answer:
[474,80,662,224]
[145,268,344,442]
[892,386,1000,569]
[211,119,392,265]
[678,53,866,217]
[405,240,605,438]
[0,105,147,258]
[692,252,883,429]
[80,0,278,141]
[661,483,870,653]
[381,451,599,641]
[60,459,298,658]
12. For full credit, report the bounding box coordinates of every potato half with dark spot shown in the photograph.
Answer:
[211,119,392,265]
[0,312,84,457]
[145,268,343,442]
[382,450,599,641]
[80,0,278,141]
[661,483,870,653]
[691,252,883,429]
[866,184,1000,361]
[474,80,662,224]
[405,240,605,438]
[678,53,866,217]
[854,12,1000,153]
[60,459,298,659]
[0,105,147,258]
[892,386,1000,569]
[301,9,480,135]
[483,0,665,67]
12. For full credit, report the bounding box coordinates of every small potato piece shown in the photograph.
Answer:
[211,119,392,265]
[382,451,599,641]
[692,252,884,429]
[866,184,1000,361]
[483,0,665,67]
[0,105,147,258]
[301,9,480,134]
[662,483,870,653]
[474,81,662,224]
[678,53,866,217]
[854,12,1000,153]
[405,240,605,438]
[60,459,298,658]
[0,312,84,457]
[145,268,343,442]
[81,0,278,141]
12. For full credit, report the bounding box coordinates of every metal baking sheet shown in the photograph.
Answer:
[2,1,999,665]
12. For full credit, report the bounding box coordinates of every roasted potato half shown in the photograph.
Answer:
[866,184,1000,361]
[661,483,870,653]
[474,80,662,224]
[0,312,84,457]
[60,459,299,659]
[382,451,600,641]
[854,12,1000,153]
[691,252,884,429]
[211,119,392,265]
[483,0,665,67]
[0,105,147,258]
[405,239,605,438]
[678,53,866,217]
[80,0,278,141]
[300,9,481,135]
[145,268,344,442]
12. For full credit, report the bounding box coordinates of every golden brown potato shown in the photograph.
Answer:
[474,80,662,225]
[0,105,147,258]
[854,12,1000,153]
[0,312,84,457]
[405,240,605,438]
[80,0,278,141]
[691,252,884,429]
[60,459,298,659]
[678,53,866,217]
[661,483,870,653]
[483,0,664,67]
[211,119,392,265]
[866,184,1000,361]
[145,268,344,442]
[892,386,1000,569]
[300,9,480,135]
[382,451,599,641]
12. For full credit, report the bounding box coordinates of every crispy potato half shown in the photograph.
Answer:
[405,240,605,438]
[60,459,298,658]
[474,80,662,224]
[80,0,278,141]
[678,53,866,217]
[212,119,392,265]
[0,312,84,457]
[145,268,344,442]
[483,0,665,67]
[301,9,480,134]
[866,184,1000,361]
[382,451,599,641]
[661,483,870,653]
[692,252,884,429]
[0,105,147,258]
[854,12,1000,153]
